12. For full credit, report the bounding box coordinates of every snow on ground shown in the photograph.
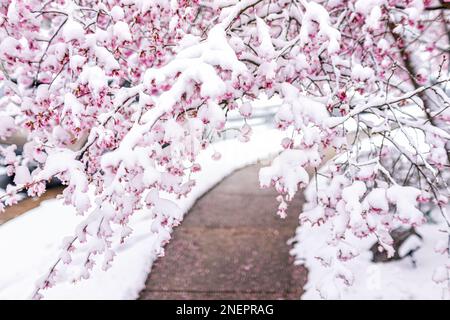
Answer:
[0,127,284,300]
[292,208,449,300]
[290,131,449,300]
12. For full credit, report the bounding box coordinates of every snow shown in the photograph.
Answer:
[110,6,125,22]
[341,181,366,217]
[6,0,19,25]
[0,37,20,60]
[113,21,132,43]
[0,127,284,299]
[279,83,329,125]
[364,188,389,213]
[398,235,422,258]
[259,149,311,199]
[404,0,424,21]
[299,2,341,54]
[142,25,246,124]
[354,0,386,15]
[13,166,31,186]
[63,19,85,43]
[79,66,107,96]
[292,205,450,300]
[0,115,15,139]
[62,93,83,127]
[351,64,375,82]
[366,5,382,29]
[386,185,425,226]
[69,55,86,71]
[94,46,120,73]
[255,16,275,59]
[239,101,252,118]
[198,102,226,130]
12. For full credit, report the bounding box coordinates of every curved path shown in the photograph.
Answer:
[139,162,307,300]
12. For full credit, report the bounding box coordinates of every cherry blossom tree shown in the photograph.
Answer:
[0,0,449,299]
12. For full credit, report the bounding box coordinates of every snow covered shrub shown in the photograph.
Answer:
[0,0,449,298]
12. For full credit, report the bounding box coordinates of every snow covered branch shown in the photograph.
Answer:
[0,0,449,299]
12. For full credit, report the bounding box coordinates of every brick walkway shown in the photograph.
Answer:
[139,163,307,300]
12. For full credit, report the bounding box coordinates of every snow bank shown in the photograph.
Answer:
[292,210,449,300]
[0,128,283,299]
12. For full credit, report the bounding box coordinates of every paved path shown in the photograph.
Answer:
[139,162,307,300]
